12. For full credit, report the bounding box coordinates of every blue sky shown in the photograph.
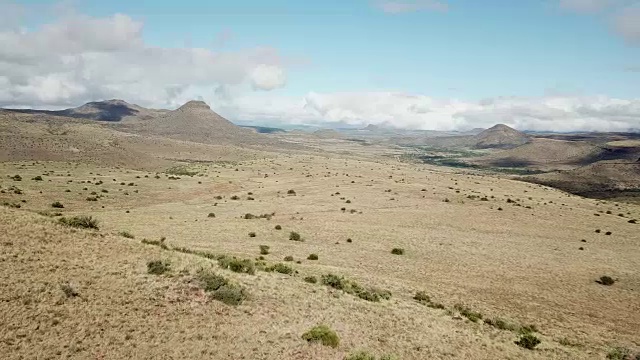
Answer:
[3,0,640,131]
[27,0,637,99]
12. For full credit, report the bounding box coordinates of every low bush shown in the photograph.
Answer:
[218,256,256,275]
[307,253,319,260]
[289,231,303,241]
[515,333,541,350]
[266,263,294,275]
[259,245,270,255]
[391,248,405,255]
[58,215,99,230]
[301,325,339,348]
[597,276,616,286]
[51,201,64,208]
[119,231,135,239]
[454,304,483,322]
[304,276,317,284]
[147,260,170,275]
[211,284,248,306]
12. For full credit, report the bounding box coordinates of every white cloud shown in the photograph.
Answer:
[613,5,640,45]
[213,92,640,132]
[250,64,287,91]
[559,0,614,13]
[0,4,289,108]
[375,0,449,14]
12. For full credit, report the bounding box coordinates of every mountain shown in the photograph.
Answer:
[472,124,530,149]
[133,100,258,144]
[362,124,381,131]
[2,99,167,122]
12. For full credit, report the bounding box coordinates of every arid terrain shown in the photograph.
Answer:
[1,101,639,360]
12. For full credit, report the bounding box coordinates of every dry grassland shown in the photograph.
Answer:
[1,151,639,359]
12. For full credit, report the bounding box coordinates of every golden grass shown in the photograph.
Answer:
[1,152,639,359]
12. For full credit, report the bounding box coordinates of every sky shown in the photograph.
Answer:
[1,0,639,131]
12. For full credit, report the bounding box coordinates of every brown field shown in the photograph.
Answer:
[1,136,639,359]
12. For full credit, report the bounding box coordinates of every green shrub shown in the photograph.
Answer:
[275,225,282,230]
[391,248,404,255]
[86,196,98,201]
[304,276,318,284]
[289,231,303,241]
[287,189,296,195]
[354,287,392,302]
[196,269,228,292]
[208,212,215,218]
[266,263,293,275]
[597,276,615,286]
[230,195,240,200]
[259,245,270,255]
[218,256,256,275]
[147,260,170,275]
[51,201,64,208]
[606,347,632,360]
[284,255,294,262]
[119,231,135,239]
[58,215,99,230]
[322,274,347,290]
[515,333,541,350]
[211,284,248,306]
[307,253,319,260]
[301,325,339,348]
[248,232,257,238]
[484,318,516,331]
[345,351,375,360]
[11,174,22,181]
[32,175,43,181]
[414,291,430,303]
[454,304,483,322]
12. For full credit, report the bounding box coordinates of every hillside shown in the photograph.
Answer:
[2,100,168,122]
[522,159,640,198]
[127,100,278,146]
[473,124,530,149]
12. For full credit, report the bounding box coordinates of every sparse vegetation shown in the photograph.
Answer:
[58,215,99,230]
[265,263,294,275]
[289,231,303,241]
[515,333,541,350]
[259,245,270,255]
[321,273,391,302]
[275,224,282,230]
[147,260,171,275]
[597,275,616,286]
[218,256,256,275]
[51,201,64,208]
[307,253,319,260]
[248,232,256,237]
[454,304,483,322]
[304,276,317,284]
[196,269,248,305]
[391,248,404,255]
[301,324,339,348]
[119,231,135,239]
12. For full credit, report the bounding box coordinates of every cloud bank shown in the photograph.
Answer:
[0,3,288,109]
[218,92,640,132]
